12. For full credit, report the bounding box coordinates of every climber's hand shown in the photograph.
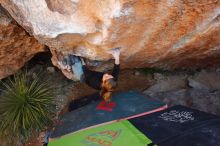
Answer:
[107,47,121,59]
[58,61,71,72]
[66,65,71,72]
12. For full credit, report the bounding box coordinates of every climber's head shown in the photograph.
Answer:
[100,73,117,102]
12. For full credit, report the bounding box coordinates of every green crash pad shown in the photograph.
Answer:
[48,120,152,146]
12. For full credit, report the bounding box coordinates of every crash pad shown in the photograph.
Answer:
[50,90,167,138]
[129,105,220,146]
[49,106,220,146]
[48,120,153,146]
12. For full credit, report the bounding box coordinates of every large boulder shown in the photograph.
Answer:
[188,70,220,92]
[1,0,220,79]
[0,5,45,79]
[144,73,188,95]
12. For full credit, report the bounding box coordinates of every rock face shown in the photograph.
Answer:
[0,5,45,79]
[145,89,220,115]
[1,0,220,79]
[188,70,220,92]
[143,70,220,115]
[144,74,188,94]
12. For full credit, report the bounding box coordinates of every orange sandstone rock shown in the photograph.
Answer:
[1,0,220,79]
[0,6,45,79]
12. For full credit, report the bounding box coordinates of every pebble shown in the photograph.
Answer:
[134,71,140,76]
[216,68,220,72]
[47,67,55,73]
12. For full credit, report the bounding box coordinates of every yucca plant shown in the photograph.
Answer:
[0,71,55,144]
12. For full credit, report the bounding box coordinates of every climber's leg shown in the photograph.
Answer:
[68,54,84,82]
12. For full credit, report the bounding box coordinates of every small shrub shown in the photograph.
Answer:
[0,71,55,144]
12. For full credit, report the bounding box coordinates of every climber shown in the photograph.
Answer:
[58,48,121,111]
[82,48,120,101]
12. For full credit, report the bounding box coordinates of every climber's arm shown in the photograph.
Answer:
[113,51,120,65]
[107,48,121,80]
[112,64,120,81]
[107,47,120,65]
